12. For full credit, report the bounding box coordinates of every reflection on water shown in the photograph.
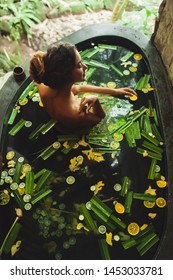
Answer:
[0,43,167,260]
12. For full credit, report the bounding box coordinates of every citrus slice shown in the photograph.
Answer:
[140,224,148,231]
[6,151,15,160]
[113,133,124,142]
[130,94,138,101]
[114,183,122,191]
[107,81,116,89]
[115,202,125,214]
[0,191,10,205]
[129,66,137,72]
[156,197,166,208]
[134,53,143,60]
[66,176,75,185]
[143,200,155,208]
[127,222,140,236]
[110,141,120,149]
[156,180,167,188]
[19,98,28,106]
[123,70,130,75]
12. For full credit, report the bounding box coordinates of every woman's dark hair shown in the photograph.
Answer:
[29,42,76,89]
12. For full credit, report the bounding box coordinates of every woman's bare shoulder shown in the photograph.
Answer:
[38,83,56,98]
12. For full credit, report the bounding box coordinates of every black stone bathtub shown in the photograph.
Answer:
[0,23,173,260]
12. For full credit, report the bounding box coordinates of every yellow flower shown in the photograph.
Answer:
[82,149,105,162]
[148,213,157,219]
[145,186,157,196]
[69,156,83,172]
[106,232,113,246]
[11,240,22,256]
[142,83,154,93]
[94,181,105,195]
[15,208,23,218]
[143,150,148,157]
[78,136,89,147]
[63,141,69,148]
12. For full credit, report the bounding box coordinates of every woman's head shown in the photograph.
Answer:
[29,42,78,89]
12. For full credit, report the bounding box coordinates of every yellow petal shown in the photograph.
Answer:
[15,208,23,218]
[145,186,157,195]
[106,232,113,246]
[148,213,157,219]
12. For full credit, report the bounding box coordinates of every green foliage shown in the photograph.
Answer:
[111,0,128,22]
[1,0,40,42]
[0,43,22,77]
[117,7,158,36]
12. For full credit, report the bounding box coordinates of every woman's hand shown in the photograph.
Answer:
[79,95,98,113]
[115,87,137,96]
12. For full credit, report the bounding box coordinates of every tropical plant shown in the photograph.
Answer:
[0,45,22,77]
[117,6,158,35]
[3,0,40,42]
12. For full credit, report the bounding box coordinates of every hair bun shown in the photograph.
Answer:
[30,51,45,83]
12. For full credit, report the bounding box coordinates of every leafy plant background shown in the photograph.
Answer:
[0,0,162,77]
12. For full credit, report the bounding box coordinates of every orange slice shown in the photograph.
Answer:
[130,94,138,101]
[127,222,140,236]
[156,180,167,188]
[143,200,155,208]
[115,202,125,214]
[156,197,166,208]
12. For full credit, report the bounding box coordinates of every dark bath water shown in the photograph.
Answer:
[0,43,167,260]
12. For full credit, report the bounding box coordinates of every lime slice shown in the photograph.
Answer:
[19,98,28,106]
[90,185,96,191]
[18,157,24,163]
[113,133,123,142]
[25,121,32,127]
[19,182,25,188]
[5,176,12,183]
[114,184,122,191]
[123,70,130,75]
[110,141,120,149]
[1,171,8,178]
[66,176,75,184]
[10,182,18,190]
[53,141,61,149]
[129,66,137,72]
[86,201,92,210]
[23,194,31,202]
[24,203,32,210]
[98,225,106,234]
[113,234,120,241]
[107,81,117,89]
[8,168,16,176]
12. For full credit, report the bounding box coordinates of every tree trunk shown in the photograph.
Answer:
[152,0,173,86]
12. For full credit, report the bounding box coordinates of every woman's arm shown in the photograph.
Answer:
[79,95,105,119]
[72,84,137,97]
